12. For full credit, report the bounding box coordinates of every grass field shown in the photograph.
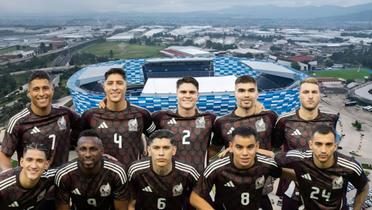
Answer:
[80,41,164,59]
[0,46,17,55]
[310,68,371,80]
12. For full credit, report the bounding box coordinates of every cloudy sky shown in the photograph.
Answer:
[1,0,372,14]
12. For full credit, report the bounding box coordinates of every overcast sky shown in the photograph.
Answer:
[1,0,372,14]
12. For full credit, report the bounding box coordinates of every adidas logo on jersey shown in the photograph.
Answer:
[8,201,19,207]
[71,188,81,195]
[301,173,312,181]
[291,129,302,136]
[30,126,41,134]
[98,122,108,129]
[224,181,235,188]
[227,127,235,135]
[167,118,177,125]
[142,186,152,192]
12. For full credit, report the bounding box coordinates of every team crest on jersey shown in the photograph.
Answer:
[100,183,111,197]
[37,189,47,202]
[57,116,67,130]
[195,116,206,128]
[255,118,266,132]
[172,183,183,196]
[255,175,265,189]
[128,118,138,131]
[332,176,344,189]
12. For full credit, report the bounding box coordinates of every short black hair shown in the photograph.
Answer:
[23,142,50,160]
[235,75,256,85]
[104,68,127,81]
[231,127,257,142]
[312,125,336,140]
[176,76,199,90]
[28,71,52,84]
[148,129,175,145]
[78,129,103,148]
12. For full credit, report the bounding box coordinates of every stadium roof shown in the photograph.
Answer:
[146,57,212,63]
[141,76,236,96]
[161,46,212,57]
[77,64,123,86]
[354,83,372,101]
[241,60,296,79]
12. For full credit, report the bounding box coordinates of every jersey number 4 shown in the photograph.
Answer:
[114,133,123,148]
[310,187,331,202]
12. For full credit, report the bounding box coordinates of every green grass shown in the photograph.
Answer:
[310,68,371,80]
[13,72,32,86]
[80,41,164,59]
[0,46,17,55]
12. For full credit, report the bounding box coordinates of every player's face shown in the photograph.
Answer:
[104,73,127,103]
[28,79,54,110]
[235,82,258,110]
[148,138,176,168]
[300,83,320,111]
[177,83,198,111]
[20,149,49,181]
[77,137,103,170]
[309,132,337,165]
[230,135,258,169]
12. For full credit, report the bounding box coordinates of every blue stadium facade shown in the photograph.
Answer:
[67,56,307,116]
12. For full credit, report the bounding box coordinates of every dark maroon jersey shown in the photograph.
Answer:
[128,158,199,210]
[81,102,156,166]
[212,110,277,150]
[194,154,281,210]
[152,109,216,173]
[273,109,339,151]
[275,150,368,210]
[54,158,129,210]
[0,167,56,210]
[1,105,81,167]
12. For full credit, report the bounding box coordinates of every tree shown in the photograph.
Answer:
[324,59,334,67]
[109,50,114,59]
[352,120,362,131]
[291,62,301,70]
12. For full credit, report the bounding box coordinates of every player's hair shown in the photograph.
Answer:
[300,77,319,87]
[312,125,336,140]
[23,142,50,160]
[176,76,199,91]
[235,75,256,85]
[104,68,127,81]
[28,71,52,84]
[231,127,258,142]
[148,129,175,145]
[78,129,103,148]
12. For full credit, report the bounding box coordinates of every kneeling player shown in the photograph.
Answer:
[55,130,129,210]
[275,125,369,210]
[190,127,282,210]
[0,143,55,210]
[128,129,199,210]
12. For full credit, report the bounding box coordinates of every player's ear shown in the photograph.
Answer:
[229,141,233,149]
[20,157,25,167]
[147,146,152,157]
[44,160,50,171]
[172,145,176,156]
[308,139,314,150]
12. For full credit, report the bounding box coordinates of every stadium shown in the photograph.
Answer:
[67,56,307,115]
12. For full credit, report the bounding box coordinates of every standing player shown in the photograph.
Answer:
[0,143,56,210]
[0,71,81,170]
[128,129,199,210]
[151,77,216,173]
[274,77,339,209]
[54,130,129,210]
[211,75,277,209]
[190,127,282,210]
[81,68,156,167]
[274,125,369,210]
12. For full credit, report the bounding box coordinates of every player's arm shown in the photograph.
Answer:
[114,199,128,210]
[0,152,12,171]
[353,183,369,210]
[190,191,214,210]
[56,204,70,210]
[272,117,285,149]
[209,119,226,159]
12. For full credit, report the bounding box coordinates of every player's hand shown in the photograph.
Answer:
[103,154,118,161]
[218,148,231,158]
[254,101,265,114]
[98,98,107,109]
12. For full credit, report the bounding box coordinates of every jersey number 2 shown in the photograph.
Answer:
[310,187,331,202]
[182,130,191,145]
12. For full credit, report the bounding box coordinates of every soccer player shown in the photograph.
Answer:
[190,127,282,210]
[273,77,339,209]
[128,129,199,210]
[0,143,56,210]
[54,129,129,210]
[151,77,216,173]
[274,125,369,210]
[81,68,156,167]
[0,71,81,170]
